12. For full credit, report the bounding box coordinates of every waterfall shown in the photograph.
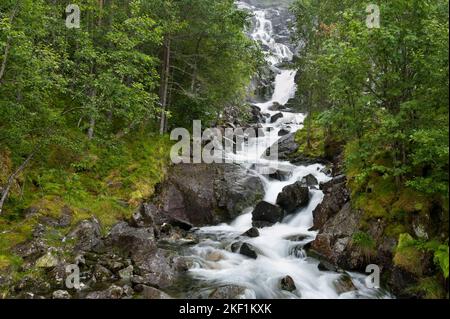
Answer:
[183,1,390,299]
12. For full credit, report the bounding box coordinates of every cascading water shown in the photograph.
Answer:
[182,1,390,299]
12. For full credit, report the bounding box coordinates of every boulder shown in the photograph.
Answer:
[278,128,290,136]
[268,169,293,181]
[239,243,258,259]
[93,264,114,282]
[85,285,123,299]
[264,133,298,161]
[252,201,284,227]
[301,174,318,187]
[242,227,260,238]
[276,181,310,214]
[334,274,357,294]
[280,275,296,292]
[155,163,264,226]
[118,265,134,281]
[270,112,284,123]
[67,218,102,252]
[105,222,156,261]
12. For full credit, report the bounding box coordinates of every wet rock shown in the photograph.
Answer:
[67,218,102,252]
[239,243,258,259]
[310,203,363,269]
[86,285,123,299]
[268,169,293,181]
[264,133,298,161]
[276,181,310,214]
[334,274,357,294]
[301,174,318,187]
[252,201,284,227]
[280,275,296,292]
[278,128,290,136]
[52,290,71,299]
[312,176,350,231]
[130,203,156,228]
[141,285,172,299]
[242,227,260,238]
[230,242,242,253]
[155,164,264,226]
[209,285,247,299]
[317,260,339,272]
[270,112,284,123]
[268,102,285,111]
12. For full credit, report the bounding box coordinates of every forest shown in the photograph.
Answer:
[0,0,448,300]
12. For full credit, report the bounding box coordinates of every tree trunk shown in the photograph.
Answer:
[0,152,34,215]
[159,36,171,135]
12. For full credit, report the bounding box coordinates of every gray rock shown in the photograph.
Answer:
[86,285,123,299]
[209,285,247,299]
[131,203,156,228]
[276,181,310,214]
[105,222,156,261]
[118,265,134,281]
[67,218,102,252]
[155,163,264,226]
[140,285,172,299]
[52,290,71,299]
[252,201,284,227]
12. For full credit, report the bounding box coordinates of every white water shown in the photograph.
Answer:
[185,2,389,299]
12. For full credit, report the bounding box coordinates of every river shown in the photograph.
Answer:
[180,0,389,299]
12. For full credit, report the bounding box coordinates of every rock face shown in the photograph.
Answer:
[154,163,265,226]
[276,182,310,214]
[252,201,284,227]
[312,175,350,230]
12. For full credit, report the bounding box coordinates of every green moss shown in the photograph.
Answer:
[394,233,425,276]
[0,133,172,282]
[407,277,446,299]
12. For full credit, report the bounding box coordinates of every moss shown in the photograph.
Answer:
[393,233,424,276]
[0,133,172,283]
[407,277,446,299]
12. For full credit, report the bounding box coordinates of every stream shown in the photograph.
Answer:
[179,1,389,299]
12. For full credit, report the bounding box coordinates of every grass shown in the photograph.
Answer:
[0,133,172,275]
